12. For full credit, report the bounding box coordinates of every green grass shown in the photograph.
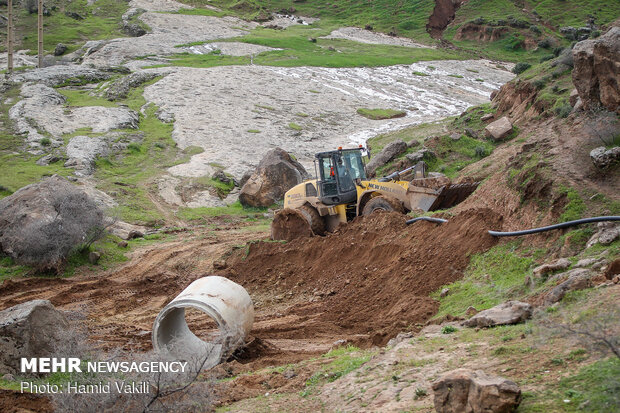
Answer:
[7,0,128,54]
[247,129,261,133]
[198,0,437,44]
[301,345,372,397]
[57,89,119,108]
[154,22,462,70]
[431,242,536,319]
[521,357,620,412]
[529,0,620,28]
[367,119,450,152]
[412,71,430,76]
[559,187,586,223]
[192,175,235,197]
[357,108,406,120]
[288,122,302,131]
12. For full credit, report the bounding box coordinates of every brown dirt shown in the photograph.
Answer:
[224,209,502,348]
[0,389,53,413]
[426,0,463,39]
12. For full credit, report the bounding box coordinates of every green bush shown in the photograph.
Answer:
[554,103,572,118]
[539,54,554,63]
[441,325,458,334]
[39,137,51,146]
[512,62,531,75]
[532,78,547,90]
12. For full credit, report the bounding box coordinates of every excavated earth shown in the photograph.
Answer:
[0,210,502,370]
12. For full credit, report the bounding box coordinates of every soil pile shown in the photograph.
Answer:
[226,209,502,345]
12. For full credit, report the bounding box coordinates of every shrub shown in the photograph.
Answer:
[553,47,564,57]
[532,78,547,90]
[554,103,572,118]
[512,62,531,75]
[441,325,458,334]
[540,54,554,63]
[0,179,107,273]
[474,146,488,158]
[538,38,553,49]
[39,137,51,146]
[530,25,541,34]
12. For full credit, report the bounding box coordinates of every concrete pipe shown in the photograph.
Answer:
[152,276,254,369]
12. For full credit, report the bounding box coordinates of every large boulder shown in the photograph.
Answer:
[0,300,71,375]
[0,176,105,271]
[432,369,522,413]
[572,27,620,113]
[587,222,620,247]
[590,146,620,169]
[462,301,532,328]
[484,117,513,141]
[366,139,407,177]
[239,148,309,207]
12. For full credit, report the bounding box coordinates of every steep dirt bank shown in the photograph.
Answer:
[427,0,463,39]
[225,209,502,347]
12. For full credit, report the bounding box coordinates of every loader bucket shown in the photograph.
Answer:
[407,181,479,212]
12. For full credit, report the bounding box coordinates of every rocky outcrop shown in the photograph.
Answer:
[11,65,121,87]
[366,140,407,177]
[106,71,162,100]
[572,27,620,113]
[587,222,620,247]
[590,146,620,169]
[64,136,109,176]
[484,116,513,140]
[239,148,309,207]
[462,301,532,328]
[491,82,543,123]
[0,300,73,375]
[533,258,571,278]
[427,0,463,39]
[543,268,593,305]
[432,369,522,413]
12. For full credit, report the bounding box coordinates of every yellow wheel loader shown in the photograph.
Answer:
[270,146,479,241]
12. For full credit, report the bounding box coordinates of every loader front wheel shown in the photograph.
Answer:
[362,196,404,215]
[271,205,325,241]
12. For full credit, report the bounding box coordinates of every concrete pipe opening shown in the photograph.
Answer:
[152,276,254,370]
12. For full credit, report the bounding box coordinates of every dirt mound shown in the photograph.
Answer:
[226,209,502,346]
[0,390,52,413]
[426,0,463,39]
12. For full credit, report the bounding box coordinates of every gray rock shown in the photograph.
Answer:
[450,132,461,141]
[366,140,407,176]
[590,146,620,169]
[65,135,109,176]
[480,113,494,121]
[440,288,450,298]
[462,301,532,328]
[238,170,253,189]
[387,332,414,348]
[533,258,571,278]
[212,170,232,185]
[484,116,513,141]
[405,147,436,164]
[239,148,309,207]
[54,43,68,56]
[109,221,147,240]
[12,65,117,87]
[0,300,73,375]
[122,22,147,37]
[569,88,580,107]
[574,257,604,268]
[407,139,421,148]
[88,251,101,264]
[464,128,479,139]
[544,269,592,305]
[587,222,620,247]
[36,154,61,166]
[432,369,521,413]
[106,71,161,101]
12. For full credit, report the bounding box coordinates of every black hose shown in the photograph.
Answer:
[488,216,620,237]
[405,215,620,237]
[405,216,448,225]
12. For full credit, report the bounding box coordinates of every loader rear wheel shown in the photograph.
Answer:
[271,205,325,241]
[362,196,404,215]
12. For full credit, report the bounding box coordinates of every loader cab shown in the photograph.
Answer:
[315,147,366,206]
